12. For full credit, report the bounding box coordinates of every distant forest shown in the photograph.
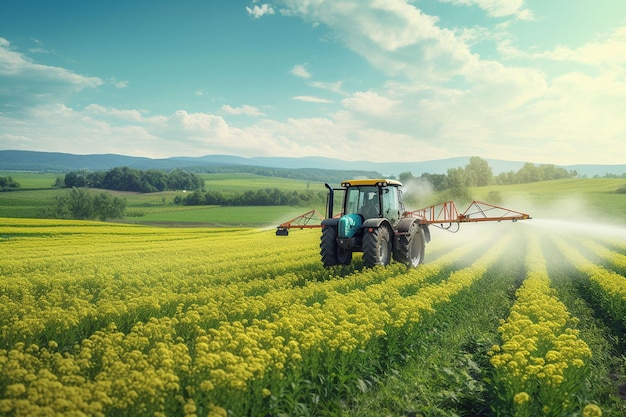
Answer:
[61,167,204,192]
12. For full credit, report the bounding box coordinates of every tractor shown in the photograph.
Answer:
[276,178,531,268]
[320,179,427,267]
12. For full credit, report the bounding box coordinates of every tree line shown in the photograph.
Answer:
[60,167,204,192]
[400,157,578,191]
[175,188,327,207]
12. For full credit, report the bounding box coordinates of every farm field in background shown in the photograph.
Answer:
[201,173,326,193]
[0,172,326,223]
[1,212,626,416]
[1,171,625,225]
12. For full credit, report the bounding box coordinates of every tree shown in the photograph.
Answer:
[420,172,448,191]
[516,163,542,183]
[445,167,471,201]
[141,170,168,192]
[168,169,204,191]
[64,170,90,188]
[46,188,126,220]
[93,192,127,220]
[399,172,416,184]
[464,156,493,186]
[103,167,144,192]
[0,176,20,190]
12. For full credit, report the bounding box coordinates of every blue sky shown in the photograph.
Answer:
[1,0,625,165]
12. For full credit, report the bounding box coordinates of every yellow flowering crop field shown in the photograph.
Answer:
[1,217,625,416]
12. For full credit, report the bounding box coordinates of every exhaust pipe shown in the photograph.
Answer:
[324,183,334,219]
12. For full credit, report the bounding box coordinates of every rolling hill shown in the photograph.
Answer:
[1,150,624,178]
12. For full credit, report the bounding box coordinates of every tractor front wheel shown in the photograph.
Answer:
[363,226,392,267]
[320,226,339,267]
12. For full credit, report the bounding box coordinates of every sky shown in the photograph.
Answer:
[0,0,625,165]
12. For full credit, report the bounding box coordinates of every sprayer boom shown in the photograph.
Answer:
[407,200,531,226]
[275,209,325,236]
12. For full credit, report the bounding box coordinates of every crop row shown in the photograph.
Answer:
[578,239,626,274]
[553,237,626,328]
[489,235,596,416]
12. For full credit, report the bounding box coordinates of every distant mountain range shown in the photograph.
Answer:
[1,150,624,178]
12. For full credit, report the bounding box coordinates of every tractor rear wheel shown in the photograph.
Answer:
[320,226,339,267]
[363,226,392,267]
[394,224,425,267]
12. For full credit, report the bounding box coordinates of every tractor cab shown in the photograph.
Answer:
[343,180,403,223]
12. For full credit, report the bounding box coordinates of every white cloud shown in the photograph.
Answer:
[275,0,474,82]
[535,26,626,67]
[246,3,275,19]
[293,96,333,103]
[84,104,147,122]
[498,26,626,69]
[290,63,312,79]
[440,0,533,20]
[221,104,265,116]
[0,37,103,109]
[310,80,345,95]
[0,38,101,87]
[341,91,397,116]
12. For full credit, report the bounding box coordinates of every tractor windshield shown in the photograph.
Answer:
[345,186,379,218]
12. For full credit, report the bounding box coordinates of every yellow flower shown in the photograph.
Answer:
[5,383,26,398]
[207,404,228,417]
[200,380,215,391]
[513,391,530,405]
[183,399,197,415]
[582,404,602,417]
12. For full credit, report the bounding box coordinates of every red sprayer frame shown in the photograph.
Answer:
[407,200,531,224]
[276,201,530,235]
[275,209,325,235]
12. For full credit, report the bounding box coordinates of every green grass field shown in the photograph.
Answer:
[1,171,625,225]
[201,173,326,192]
[0,171,60,188]
[127,205,307,227]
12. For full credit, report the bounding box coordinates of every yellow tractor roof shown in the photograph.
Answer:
[341,179,403,187]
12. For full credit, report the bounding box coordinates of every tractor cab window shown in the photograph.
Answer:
[381,186,401,222]
[346,186,380,219]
